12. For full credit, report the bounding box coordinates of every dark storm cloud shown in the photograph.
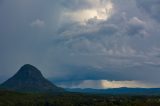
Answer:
[54,0,160,85]
[1,0,160,88]
[136,0,160,22]
[126,17,147,36]
[52,65,125,83]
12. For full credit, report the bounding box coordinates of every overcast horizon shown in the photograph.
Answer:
[1,0,160,89]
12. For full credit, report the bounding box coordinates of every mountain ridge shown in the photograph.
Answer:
[0,64,64,93]
[66,88,160,95]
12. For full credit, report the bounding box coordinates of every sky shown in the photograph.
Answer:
[1,0,160,89]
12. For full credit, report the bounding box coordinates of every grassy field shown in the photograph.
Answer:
[0,90,160,106]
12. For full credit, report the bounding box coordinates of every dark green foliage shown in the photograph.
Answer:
[0,90,160,106]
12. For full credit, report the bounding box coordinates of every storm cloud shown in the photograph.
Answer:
[1,0,160,88]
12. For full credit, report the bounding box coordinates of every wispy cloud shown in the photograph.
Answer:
[30,19,45,28]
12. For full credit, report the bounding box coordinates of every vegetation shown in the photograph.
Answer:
[0,90,160,106]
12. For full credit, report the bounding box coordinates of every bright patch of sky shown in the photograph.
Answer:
[63,0,114,24]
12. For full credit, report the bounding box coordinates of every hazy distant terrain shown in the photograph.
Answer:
[67,88,160,95]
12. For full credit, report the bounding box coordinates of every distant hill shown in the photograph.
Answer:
[67,88,160,95]
[0,64,64,93]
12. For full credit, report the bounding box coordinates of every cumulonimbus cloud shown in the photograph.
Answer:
[1,0,160,88]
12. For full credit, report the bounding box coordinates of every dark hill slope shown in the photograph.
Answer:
[0,64,64,93]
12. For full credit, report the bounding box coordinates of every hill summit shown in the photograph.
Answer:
[0,64,64,93]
